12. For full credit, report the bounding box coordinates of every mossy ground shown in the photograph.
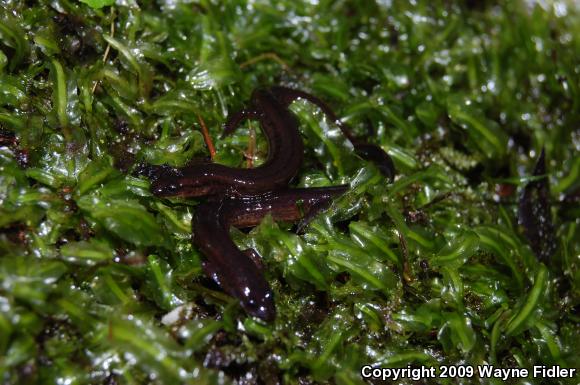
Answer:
[0,1,579,384]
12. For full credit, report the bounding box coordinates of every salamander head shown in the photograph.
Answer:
[148,164,216,198]
[238,285,276,322]
[203,256,277,322]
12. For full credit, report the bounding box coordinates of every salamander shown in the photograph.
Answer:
[148,86,394,199]
[192,186,348,321]
[145,86,393,320]
[268,86,396,181]
[149,88,305,198]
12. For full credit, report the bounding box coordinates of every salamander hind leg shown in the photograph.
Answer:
[354,143,396,181]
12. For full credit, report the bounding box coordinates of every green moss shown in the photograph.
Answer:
[0,1,579,384]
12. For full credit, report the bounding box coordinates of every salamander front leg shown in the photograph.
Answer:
[295,198,334,234]
[242,248,265,271]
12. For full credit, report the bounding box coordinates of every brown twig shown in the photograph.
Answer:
[239,52,290,72]
[92,7,116,94]
[245,121,256,168]
[197,113,216,160]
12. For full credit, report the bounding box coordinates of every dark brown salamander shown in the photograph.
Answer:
[518,148,555,262]
[148,87,394,199]
[192,185,348,321]
[268,86,396,181]
[149,88,305,198]
[146,86,391,320]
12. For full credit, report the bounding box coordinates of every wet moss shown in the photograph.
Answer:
[0,1,579,384]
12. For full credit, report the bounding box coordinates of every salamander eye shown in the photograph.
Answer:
[241,290,276,322]
[152,181,178,196]
[254,304,276,322]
